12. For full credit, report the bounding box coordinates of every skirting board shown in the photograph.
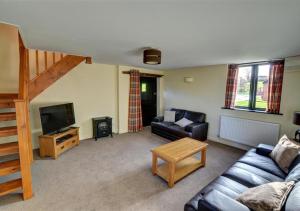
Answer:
[208,136,251,151]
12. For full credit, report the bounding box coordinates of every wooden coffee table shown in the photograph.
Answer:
[151,137,208,188]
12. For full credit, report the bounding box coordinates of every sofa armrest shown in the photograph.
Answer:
[152,116,164,122]
[256,144,274,157]
[198,190,250,211]
[185,122,208,141]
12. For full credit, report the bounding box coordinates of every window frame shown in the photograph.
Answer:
[234,63,269,112]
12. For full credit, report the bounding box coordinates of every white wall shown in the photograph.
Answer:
[164,59,300,149]
[30,63,118,149]
[117,65,164,133]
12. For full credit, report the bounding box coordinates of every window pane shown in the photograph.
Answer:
[256,64,270,110]
[234,66,252,108]
[142,83,147,92]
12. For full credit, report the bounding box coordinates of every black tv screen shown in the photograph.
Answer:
[39,103,75,135]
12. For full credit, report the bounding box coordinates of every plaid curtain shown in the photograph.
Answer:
[224,64,239,108]
[128,70,143,132]
[267,61,284,114]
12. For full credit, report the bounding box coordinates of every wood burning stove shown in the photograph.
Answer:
[92,117,113,140]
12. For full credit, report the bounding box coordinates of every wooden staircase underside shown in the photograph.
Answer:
[28,55,86,100]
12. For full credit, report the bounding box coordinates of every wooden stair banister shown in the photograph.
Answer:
[18,32,29,101]
[28,55,86,100]
[18,32,33,162]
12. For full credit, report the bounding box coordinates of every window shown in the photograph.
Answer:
[234,63,270,111]
[141,83,147,92]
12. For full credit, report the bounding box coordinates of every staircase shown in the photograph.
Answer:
[0,98,32,199]
[0,30,90,200]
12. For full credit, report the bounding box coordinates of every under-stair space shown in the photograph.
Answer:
[0,23,91,200]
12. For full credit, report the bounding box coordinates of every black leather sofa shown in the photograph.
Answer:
[151,108,208,141]
[184,144,300,211]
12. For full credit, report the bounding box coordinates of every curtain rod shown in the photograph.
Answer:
[237,59,284,67]
[122,71,163,78]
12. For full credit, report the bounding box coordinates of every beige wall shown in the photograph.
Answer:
[30,63,118,149]
[164,59,300,149]
[29,63,165,148]
[0,22,166,147]
[0,24,165,147]
[117,65,164,133]
[0,23,19,92]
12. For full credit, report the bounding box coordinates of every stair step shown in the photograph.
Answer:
[0,112,16,121]
[0,160,20,176]
[0,178,22,197]
[0,93,18,99]
[0,126,18,137]
[0,99,15,109]
[0,142,19,156]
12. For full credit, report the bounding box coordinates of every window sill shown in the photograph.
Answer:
[221,107,283,115]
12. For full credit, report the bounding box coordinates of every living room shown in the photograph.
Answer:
[0,1,300,211]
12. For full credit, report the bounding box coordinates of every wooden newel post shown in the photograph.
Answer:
[14,100,33,200]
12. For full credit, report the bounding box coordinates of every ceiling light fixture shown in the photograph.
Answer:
[143,48,161,65]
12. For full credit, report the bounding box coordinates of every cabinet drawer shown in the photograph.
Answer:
[56,137,77,155]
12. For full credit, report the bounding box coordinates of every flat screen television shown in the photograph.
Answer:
[39,103,75,135]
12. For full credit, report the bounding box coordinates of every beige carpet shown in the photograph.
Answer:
[0,128,244,211]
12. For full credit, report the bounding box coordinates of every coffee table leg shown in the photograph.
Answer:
[152,153,158,175]
[168,162,176,188]
[201,148,207,166]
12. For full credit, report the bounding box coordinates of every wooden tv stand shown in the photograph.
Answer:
[39,127,80,159]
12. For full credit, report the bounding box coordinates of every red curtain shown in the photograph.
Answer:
[128,70,143,132]
[267,61,284,114]
[224,64,239,109]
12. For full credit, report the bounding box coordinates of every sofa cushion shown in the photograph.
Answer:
[167,125,190,137]
[163,110,176,122]
[286,163,300,182]
[184,110,205,123]
[200,189,250,211]
[170,108,186,121]
[223,162,284,188]
[151,121,173,130]
[163,110,175,122]
[151,122,190,138]
[289,153,300,172]
[237,181,295,211]
[200,176,248,199]
[284,181,300,211]
[256,144,274,156]
[238,149,286,178]
[175,118,193,127]
[286,153,300,183]
[270,135,300,173]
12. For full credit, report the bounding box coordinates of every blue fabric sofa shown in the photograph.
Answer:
[184,144,300,211]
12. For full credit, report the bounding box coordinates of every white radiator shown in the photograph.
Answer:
[219,116,280,147]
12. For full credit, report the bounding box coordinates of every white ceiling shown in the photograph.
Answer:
[1,0,300,69]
